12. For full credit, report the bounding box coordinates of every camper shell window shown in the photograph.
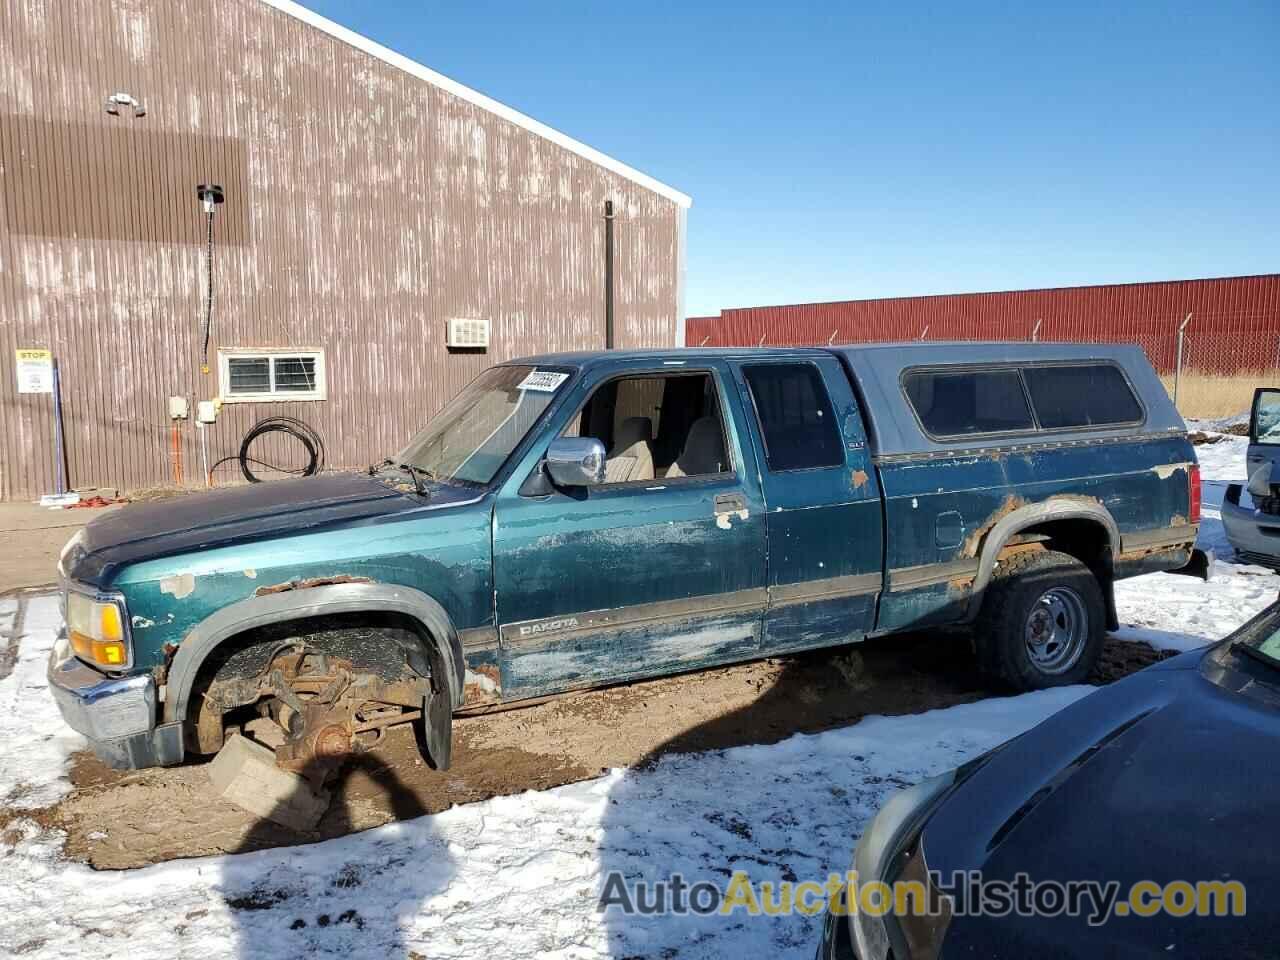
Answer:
[902,360,1146,441]
[1023,363,1144,430]
[902,368,1035,438]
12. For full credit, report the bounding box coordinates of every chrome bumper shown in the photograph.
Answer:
[47,631,182,769]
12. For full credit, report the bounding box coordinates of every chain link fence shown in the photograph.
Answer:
[1146,329,1280,420]
[688,293,1280,420]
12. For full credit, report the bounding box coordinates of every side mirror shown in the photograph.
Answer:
[545,437,606,488]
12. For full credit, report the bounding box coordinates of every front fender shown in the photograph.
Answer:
[162,582,466,728]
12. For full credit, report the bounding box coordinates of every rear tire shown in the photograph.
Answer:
[975,548,1105,691]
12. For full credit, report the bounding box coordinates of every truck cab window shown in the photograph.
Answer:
[743,363,844,471]
[566,373,731,483]
[904,368,1035,438]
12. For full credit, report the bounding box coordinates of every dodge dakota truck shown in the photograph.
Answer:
[50,343,1204,774]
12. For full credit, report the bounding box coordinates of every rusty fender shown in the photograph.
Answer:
[160,582,465,766]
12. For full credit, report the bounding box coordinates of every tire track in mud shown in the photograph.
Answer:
[0,593,28,683]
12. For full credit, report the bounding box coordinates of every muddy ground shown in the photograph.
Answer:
[32,631,1174,870]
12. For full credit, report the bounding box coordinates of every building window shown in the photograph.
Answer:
[218,349,326,402]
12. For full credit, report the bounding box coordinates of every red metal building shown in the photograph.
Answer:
[686,274,1280,375]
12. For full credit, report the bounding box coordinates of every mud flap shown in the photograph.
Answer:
[414,640,454,770]
[1170,548,1213,582]
[417,684,453,770]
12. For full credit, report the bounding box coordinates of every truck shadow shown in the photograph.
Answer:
[219,752,456,959]
[594,626,1177,957]
[596,629,990,958]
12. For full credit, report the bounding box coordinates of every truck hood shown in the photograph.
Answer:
[62,473,450,586]
[923,648,1280,957]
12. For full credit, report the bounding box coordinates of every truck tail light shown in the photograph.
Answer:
[1189,464,1202,525]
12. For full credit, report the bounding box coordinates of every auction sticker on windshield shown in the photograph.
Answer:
[518,370,569,392]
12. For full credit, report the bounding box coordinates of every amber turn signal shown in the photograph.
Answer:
[69,631,128,667]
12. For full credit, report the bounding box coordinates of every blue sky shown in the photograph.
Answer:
[302,1,1278,317]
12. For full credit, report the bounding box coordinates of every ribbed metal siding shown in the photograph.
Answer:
[687,275,1280,373]
[0,0,680,499]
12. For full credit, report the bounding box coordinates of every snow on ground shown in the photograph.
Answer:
[0,427,1274,959]
[0,592,1089,959]
[0,595,86,809]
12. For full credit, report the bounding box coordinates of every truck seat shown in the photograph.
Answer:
[606,416,655,482]
[665,417,726,478]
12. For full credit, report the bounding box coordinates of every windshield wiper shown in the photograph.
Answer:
[368,458,431,497]
[399,463,431,496]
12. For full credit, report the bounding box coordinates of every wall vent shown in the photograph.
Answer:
[446,317,490,349]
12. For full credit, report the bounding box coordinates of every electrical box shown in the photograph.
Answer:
[196,400,218,424]
[168,396,189,420]
[446,317,490,350]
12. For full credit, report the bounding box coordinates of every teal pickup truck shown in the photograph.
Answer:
[50,343,1204,772]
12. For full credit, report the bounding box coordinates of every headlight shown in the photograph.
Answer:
[849,771,956,960]
[66,587,132,669]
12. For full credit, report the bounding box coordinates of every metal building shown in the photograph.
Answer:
[0,0,690,499]
[687,274,1280,376]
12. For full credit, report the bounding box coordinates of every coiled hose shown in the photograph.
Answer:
[210,416,325,484]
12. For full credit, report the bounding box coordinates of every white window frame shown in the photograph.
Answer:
[217,348,327,403]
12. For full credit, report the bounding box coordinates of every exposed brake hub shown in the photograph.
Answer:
[255,651,430,783]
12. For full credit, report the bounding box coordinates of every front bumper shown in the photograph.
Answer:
[1222,484,1280,568]
[47,630,182,769]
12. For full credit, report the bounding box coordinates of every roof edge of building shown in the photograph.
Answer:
[261,0,692,209]
[712,271,1280,315]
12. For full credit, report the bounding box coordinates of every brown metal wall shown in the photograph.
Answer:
[687,274,1280,374]
[0,0,681,499]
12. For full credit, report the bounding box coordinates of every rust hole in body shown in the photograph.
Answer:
[255,575,373,597]
[463,663,502,707]
[962,494,1027,557]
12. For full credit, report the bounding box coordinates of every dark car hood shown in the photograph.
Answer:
[925,647,1280,958]
[63,473,453,585]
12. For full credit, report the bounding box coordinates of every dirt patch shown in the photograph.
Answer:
[0,595,25,683]
[1090,637,1178,681]
[123,484,194,502]
[35,632,1169,870]
[1187,431,1226,446]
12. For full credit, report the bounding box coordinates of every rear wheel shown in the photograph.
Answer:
[975,548,1105,690]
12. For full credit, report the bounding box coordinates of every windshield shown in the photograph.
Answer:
[1234,605,1280,670]
[395,365,571,486]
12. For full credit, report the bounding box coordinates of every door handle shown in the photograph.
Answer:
[714,492,746,514]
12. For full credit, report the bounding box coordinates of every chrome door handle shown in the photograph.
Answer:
[714,493,746,514]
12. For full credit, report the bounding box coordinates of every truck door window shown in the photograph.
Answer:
[1023,363,1144,429]
[565,372,731,483]
[743,363,843,471]
[903,368,1035,438]
[1253,390,1280,445]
